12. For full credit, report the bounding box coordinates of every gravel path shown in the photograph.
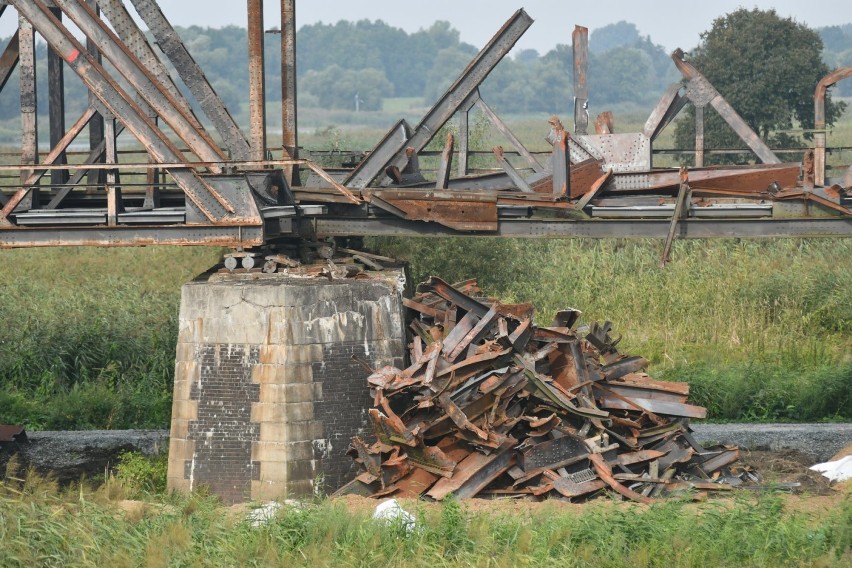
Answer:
[6,424,849,483]
[691,423,851,462]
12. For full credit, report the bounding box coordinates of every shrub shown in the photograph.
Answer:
[114,451,168,496]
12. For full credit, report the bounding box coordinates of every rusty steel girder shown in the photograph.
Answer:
[815,67,852,186]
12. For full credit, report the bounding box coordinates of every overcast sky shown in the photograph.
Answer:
[98,1,852,53]
[1,1,849,53]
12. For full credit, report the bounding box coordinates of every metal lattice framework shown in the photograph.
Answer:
[0,2,849,251]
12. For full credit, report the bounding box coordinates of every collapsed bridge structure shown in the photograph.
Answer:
[1,1,850,503]
[0,2,849,254]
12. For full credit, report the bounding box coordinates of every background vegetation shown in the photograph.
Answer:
[0,238,849,430]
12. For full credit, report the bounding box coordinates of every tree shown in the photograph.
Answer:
[589,21,641,54]
[301,65,394,111]
[674,9,846,162]
[590,47,656,106]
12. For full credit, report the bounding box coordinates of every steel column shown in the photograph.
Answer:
[247,0,267,161]
[86,0,104,190]
[104,118,122,225]
[572,26,589,135]
[18,14,37,212]
[47,8,68,187]
[694,106,704,168]
[281,0,299,184]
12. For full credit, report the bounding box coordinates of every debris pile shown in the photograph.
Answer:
[220,245,401,279]
[336,278,746,502]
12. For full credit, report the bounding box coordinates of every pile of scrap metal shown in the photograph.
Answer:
[335,278,747,502]
[219,245,401,279]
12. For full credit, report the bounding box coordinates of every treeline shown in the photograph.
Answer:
[297,19,681,111]
[0,18,849,122]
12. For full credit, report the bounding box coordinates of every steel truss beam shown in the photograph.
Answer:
[307,217,852,239]
[0,224,264,248]
[345,9,533,188]
[129,0,252,160]
[4,0,260,228]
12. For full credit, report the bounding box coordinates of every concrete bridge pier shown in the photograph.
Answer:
[166,270,406,504]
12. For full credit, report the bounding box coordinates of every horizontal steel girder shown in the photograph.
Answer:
[0,224,263,248]
[305,216,852,239]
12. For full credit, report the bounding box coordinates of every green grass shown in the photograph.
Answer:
[371,237,852,422]
[0,246,222,430]
[0,476,848,568]
[0,238,849,429]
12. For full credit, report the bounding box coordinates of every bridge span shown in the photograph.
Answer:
[0,1,847,255]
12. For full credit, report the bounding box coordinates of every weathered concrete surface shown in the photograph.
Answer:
[692,423,851,463]
[167,270,406,504]
[3,430,168,483]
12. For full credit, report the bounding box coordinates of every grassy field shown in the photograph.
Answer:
[0,237,849,429]
[0,472,849,568]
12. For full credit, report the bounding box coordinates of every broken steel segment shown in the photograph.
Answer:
[572,25,589,135]
[815,67,852,185]
[672,49,780,165]
[129,0,251,160]
[344,9,533,188]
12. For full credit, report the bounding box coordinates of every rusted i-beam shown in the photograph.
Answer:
[97,0,201,128]
[572,25,589,135]
[344,9,533,188]
[130,0,252,160]
[281,0,299,184]
[814,67,852,186]
[247,0,267,162]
